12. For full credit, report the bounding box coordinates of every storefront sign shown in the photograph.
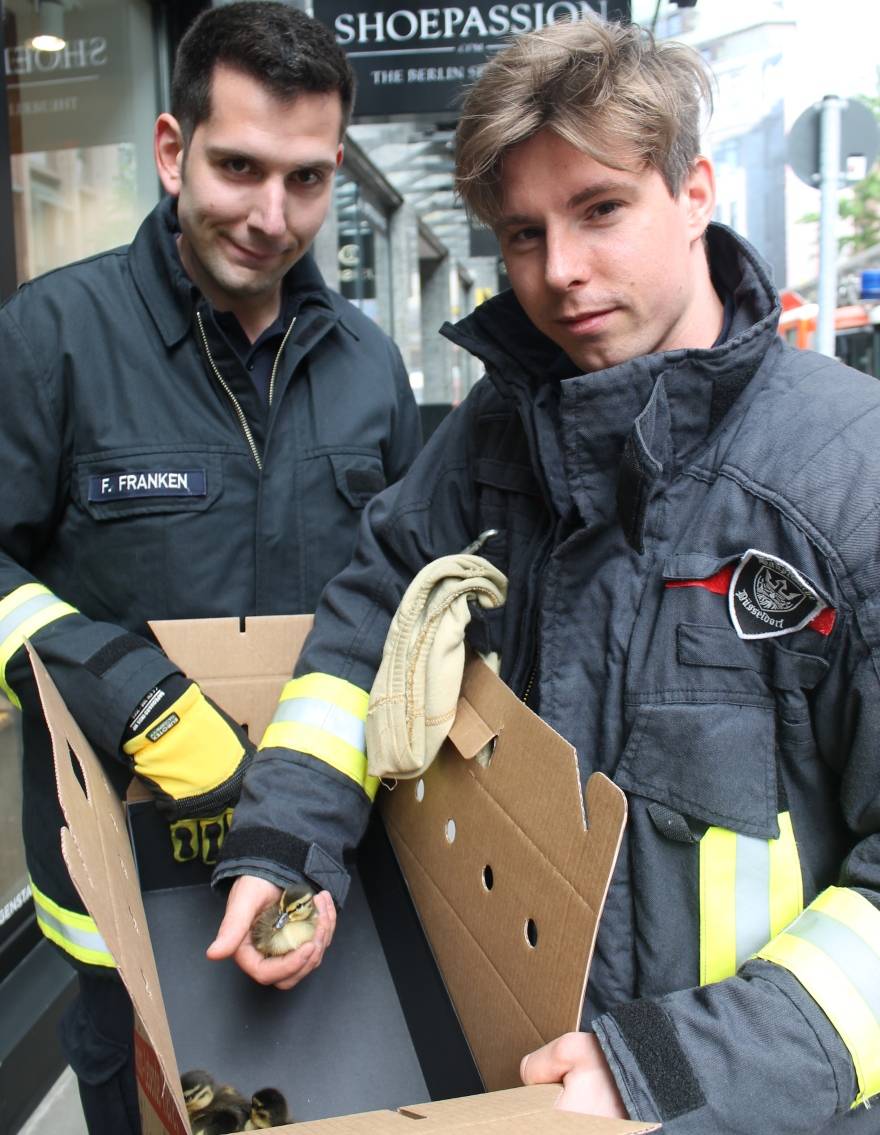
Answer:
[316,0,631,117]
[3,6,133,153]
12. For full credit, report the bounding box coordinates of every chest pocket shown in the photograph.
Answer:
[75,448,223,520]
[618,553,830,987]
[67,447,228,623]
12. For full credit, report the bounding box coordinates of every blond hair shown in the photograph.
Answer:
[455,19,712,225]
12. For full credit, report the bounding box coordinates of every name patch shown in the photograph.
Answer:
[89,469,207,502]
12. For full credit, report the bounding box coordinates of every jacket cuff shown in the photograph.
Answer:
[20,621,180,756]
[593,1000,706,1124]
[213,827,350,906]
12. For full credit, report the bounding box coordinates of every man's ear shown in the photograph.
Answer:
[683,156,716,242]
[154,113,186,197]
[336,142,344,169]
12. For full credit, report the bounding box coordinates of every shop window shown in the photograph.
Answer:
[1,0,161,970]
[335,169,393,334]
[4,0,159,286]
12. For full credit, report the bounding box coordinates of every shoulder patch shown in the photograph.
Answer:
[729,549,823,640]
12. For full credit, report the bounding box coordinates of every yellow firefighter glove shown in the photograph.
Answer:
[122,681,253,833]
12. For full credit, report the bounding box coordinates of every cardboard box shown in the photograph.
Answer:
[33,615,656,1135]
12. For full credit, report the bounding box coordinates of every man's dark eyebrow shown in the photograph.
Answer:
[566,178,638,210]
[205,145,336,172]
[496,178,638,230]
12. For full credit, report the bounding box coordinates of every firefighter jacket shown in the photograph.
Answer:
[217,223,880,1132]
[0,196,421,974]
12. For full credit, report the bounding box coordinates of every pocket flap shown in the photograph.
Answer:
[616,700,778,838]
[329,452,385,508]
[677,623,829,689]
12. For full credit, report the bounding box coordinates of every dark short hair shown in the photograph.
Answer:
[171,2,355,141]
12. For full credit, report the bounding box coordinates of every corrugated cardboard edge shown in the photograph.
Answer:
[148,615,314,744]
[381,657,627,1093]
[27,644,190,1135]
[36,617,650,1134]
[284,1086,658,1133]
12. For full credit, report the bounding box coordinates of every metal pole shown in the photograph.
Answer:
[817,95,844,358]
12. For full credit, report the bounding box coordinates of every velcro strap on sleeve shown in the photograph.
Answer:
[261,674,379,800]
[0,583,78,706]
[84,632,151,678]
[123,682,245,802]
[219,826,311,876]
[757,886,880,1108]
[607,1000,707,1120]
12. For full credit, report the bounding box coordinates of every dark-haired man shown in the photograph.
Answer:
[213,17,880,1135]
[0,3,419,1131]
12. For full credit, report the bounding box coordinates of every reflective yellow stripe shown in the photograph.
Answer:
[262,673,377,798]
[700,812,803,985]
[0,584,78,707]
[769,811,803,936]
[277,674,370,718]
[30,877,114,968]
[700,826,737,984]
[758,887,880,1107]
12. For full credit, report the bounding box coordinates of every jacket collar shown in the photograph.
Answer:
[443,223,780,396]
[127,196,335,348]
[443,224,784,540]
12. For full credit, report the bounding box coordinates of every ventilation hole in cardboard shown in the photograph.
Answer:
[525,918,538,948]
[445,818,456,843]
[482,865,494,891]
[415,778,425,803]
[69,744,88,796]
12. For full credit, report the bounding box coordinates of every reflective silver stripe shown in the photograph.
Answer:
[271,696,366,754]
[735,832,772,967]
[34,901,111,959]
[0,591,61,645]
[789,909,880,1020]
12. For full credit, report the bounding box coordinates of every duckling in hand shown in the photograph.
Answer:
[245,1086,292,1128]
[181,1069,249,1134]
[251,884,317,957]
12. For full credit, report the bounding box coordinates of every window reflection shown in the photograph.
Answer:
[1,0,159,961]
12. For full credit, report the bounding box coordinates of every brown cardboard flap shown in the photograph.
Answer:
[149,614,314,743]
[381,657,627,1093]
[28,644,189,1134]
[274,1087,657,1133]
[447,695,496,761]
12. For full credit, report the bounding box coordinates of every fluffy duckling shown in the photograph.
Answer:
[245,1086,292,1128]
[181,1070,248,1134]
[192,1102,250,1135]
[251,884,317,957]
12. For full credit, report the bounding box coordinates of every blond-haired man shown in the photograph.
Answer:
[215,20,880,1132]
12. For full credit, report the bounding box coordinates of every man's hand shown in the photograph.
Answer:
[207,875,337,990]
[520,1032,627,1117]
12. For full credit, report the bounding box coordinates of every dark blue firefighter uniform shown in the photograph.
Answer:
[0,195,421,1132]
[218,224,880,1133]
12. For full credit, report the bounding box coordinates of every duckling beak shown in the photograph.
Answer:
[272,910,290,931]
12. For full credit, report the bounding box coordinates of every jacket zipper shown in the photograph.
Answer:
[196,311,298,470]
[196,310,263,470]
[268,316,297,408]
